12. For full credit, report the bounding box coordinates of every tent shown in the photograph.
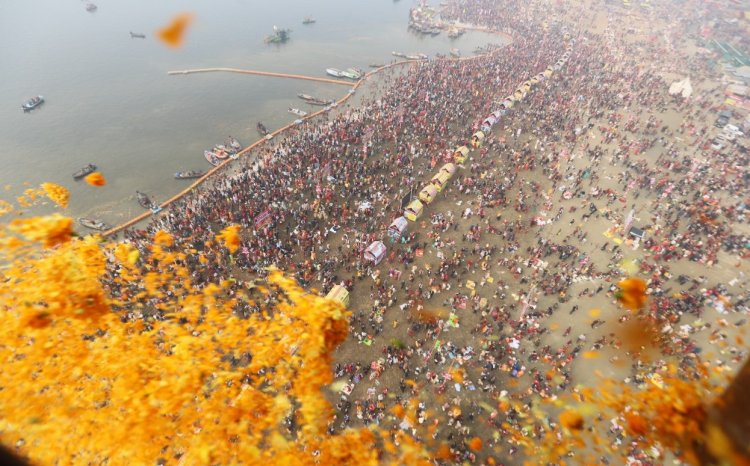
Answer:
[404,199,424,221]
[388,216,408,240]
[454,145,470,163]
[544,67,553,77]
[530,76,540,85]
[502,98,514,109]
[431,171,451,192]
[419,184,439,204]
[513,89,525,100]
[471,131,485,148]
[364,241,387,265]
[491,110,503,120]
[483,115,498,127]
[325,284,350,307]
[440,163,457,177]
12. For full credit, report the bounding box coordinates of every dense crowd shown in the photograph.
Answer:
[111,0,750,463]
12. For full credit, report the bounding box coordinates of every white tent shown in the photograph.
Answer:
[668,77,693,98]
[364,241,387,265]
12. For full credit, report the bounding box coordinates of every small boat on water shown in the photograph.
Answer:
[340,69,361,80]
[265,26,291,44]
[369,63,385,68]
[226,136,241,151]
[297,93,333,106]
[326,68,344,78]
[302,16,316,25]
[72,163,97,180]
[136,191,153,209]
[209,146,230,160]
[85,3,97,12]
[22,96,44,112]
[257,122,270,136]
[288,107,307,117]
[174,170,205,180]
[129,32,146,39]
[204,151,222,166]
[78,217,111,231]
[392,51,406,58]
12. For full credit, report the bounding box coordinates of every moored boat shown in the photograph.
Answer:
[392,51,406,58]
[78,217,111,231]
[72,163,97,180]
[325,68,344,78]
[208,147,229,160]
[264,26,291,44]
[22,95,44,111]
[288,107,307,117]
[136,191,153,209]
[129,32,146,39]
[85,3,97,12]
[257,122,270,136]
[174,170,205,180]
[340,69,361,80]
[204,151,222,166]
[369,63,385,68]
[226,136,241,151]
[297,93,333,106]
[302,16,316,24]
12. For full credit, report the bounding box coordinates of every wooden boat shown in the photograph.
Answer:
[136,191,153,209]
[22,95,44,111]
[174,170,205,180]
[129,32,146,39]
[226,136,242,151]
[345,68,362,79]
[297,93,332,106]
[369,63,385,68]
[392,51,406,58]
[85,3,97,12]
[288,107,307,117]
[326,68,344,78]
[78,217,111,231]
[257,122,270,136]
[204,151,222,166]
[208,147,229,160]
[340,69,360,80]
[302,17,316,24]
[72,163,97,179]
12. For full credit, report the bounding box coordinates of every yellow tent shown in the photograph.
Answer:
[404,199,424,221]
[419,184,439,204]
[471,131,485,148]
[440,163,457,178]
[453,145,470,163]
[431,171,452,192]
[325,285,350,307]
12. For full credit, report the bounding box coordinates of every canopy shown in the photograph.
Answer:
[530,76,540,84]
[491,110,503,119]
[325,285,350,307]
[544,67,553,77]
[440,163,457,177]
[522,81,532,91]
[454,145,470,163]
[502,98,515,108]
[388,216,408,239]
[431,171,452,191]
[471,131,486,148]
[404,199,424,221]
[536,73,545,81]
[364,241,387,265]
[483,115,498,126]
[419,184,439,204]
[513,89,524,100]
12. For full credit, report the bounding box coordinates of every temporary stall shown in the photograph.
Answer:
[388,216,408,240]
[482,115,498,128]
[404,199,424,221]
[471,130,485,148]
[364,241,387,265]
[454,145,470,163]
[419,184,439,204]
[440,163,457,177]
[431,171,451,192]
[522,81,532,91]
[491,110,503,120]
[536,73,546,82]
[325,285,350,307]
[513,89,525,100]
[544,67,553,78]
[501,98,514,109]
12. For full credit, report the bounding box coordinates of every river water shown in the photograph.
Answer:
[0,0,503,225]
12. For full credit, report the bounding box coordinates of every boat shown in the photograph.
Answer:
[297,93,333,106]
[326,68,344,78]
[22,95,44,112]
[450,48,460,58]
[72,163,97,180]
[392,51,407,58]
[340,69,361,80]
[174,170,205,180]
[257,122,270,136]
[345,68,362,78]
[85,3,97,12]
[136,191,153,209]
[302,17,316,25]
[208,147,230,160]
[226,136,242,151]
[129,32,146,39]
[204,151,222,166]
[264,26,291,44]
[369,63,385,68]
[78,217,111,231]
[405,54,422,60]
[288,107,307,117]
